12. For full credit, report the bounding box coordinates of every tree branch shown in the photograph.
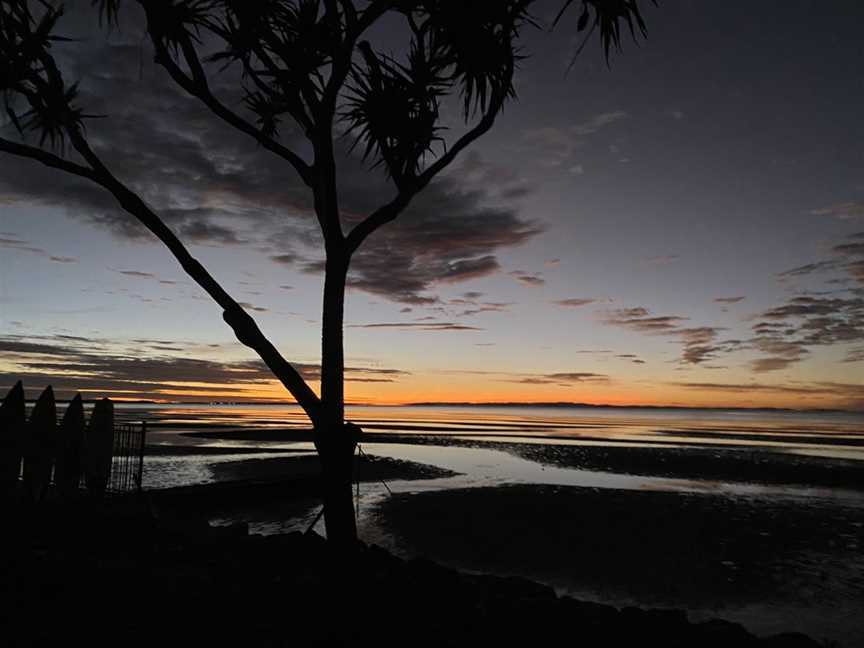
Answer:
[0,136,100,181]
[139,3,316,187]
[313,0,363,247]
[81,137,320,424]
[66,126,322,421]
[345,91,505,255]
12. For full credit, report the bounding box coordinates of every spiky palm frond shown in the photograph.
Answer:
[556,0,656,64]
[204,0,338,136]
[0,0,89,150]
[342,40,447,182]
[422,0,532,119]
[143,0,217,53]
[208,0,333,83]
[243,89,281,137]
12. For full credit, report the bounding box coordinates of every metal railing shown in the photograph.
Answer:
[106,421,147,495]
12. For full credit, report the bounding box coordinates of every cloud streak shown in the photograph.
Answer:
[349,322,483,332]
[0,234,78,264]
[0,334,407,400]
[600,307,738,366]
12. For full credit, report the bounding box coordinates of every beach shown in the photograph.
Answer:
[110,403,864,646]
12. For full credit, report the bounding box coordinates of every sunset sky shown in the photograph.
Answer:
[1,0,863,410]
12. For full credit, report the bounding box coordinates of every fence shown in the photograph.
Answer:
[0,381,147,499]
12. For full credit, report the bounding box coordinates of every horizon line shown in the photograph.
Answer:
[19,397,863,414]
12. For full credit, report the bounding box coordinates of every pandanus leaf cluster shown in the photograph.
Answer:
[342,1,532,186]
[7,0,652,178]
[0,1,86,148]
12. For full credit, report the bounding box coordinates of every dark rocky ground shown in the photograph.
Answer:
[0,496,832,648]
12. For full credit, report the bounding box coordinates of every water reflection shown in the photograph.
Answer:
[120,402,864,460]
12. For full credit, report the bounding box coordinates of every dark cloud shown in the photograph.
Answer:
[615,353,645,364]
[846,261,864,283]
[238,302,268,313]
[348,322,483,332]
[551,298,596,307]
[713,296,745,304]
[601,307,737,366]
[677,327,735,365]
[749,232,864,371]
[271,254,300,266]
[0,235,79,264]
[749,296,862,372]
[776,231,864,285]
[344,179,540,303]
[602,308,685,333]
[0,334,407,400]
[810,202,864,220]
[0,30,316,247]
[761,296,861,320]
[750,357,800,372]
[264,175,541,305]
[444,296,511,318]
[776,261,840,279]
[832,241,864,257]
[672,381,864,400]
[509,271,545,287]
[176,220,246,245]
[646,255,679,265]
[1,8,541,312]
[0,339,83,356]
[843,348,864,363]
[114,269,156,278]
[508,372,609,386]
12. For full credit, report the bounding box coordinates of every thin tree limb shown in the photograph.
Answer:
[138,4,316,188]
[345,92,505,255]
[0,136,99,181]
[71,128,322,421]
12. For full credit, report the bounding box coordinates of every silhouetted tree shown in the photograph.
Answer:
[0,0,651,544]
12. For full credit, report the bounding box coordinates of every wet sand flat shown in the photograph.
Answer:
[374,483,864,645]
[176,429,864,491]
[503,443,864,491]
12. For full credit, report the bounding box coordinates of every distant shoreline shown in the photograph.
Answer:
[20,399,861,414]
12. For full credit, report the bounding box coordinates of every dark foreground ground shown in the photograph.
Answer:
[0,499,829,648]
[375,485,864,646]
[136,444,863,644]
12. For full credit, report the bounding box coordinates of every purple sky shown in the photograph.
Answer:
[1,0,862,408]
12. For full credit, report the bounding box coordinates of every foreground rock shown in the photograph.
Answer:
[0,501,825,648]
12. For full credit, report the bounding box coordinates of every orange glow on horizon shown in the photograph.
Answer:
[128,377,863,411]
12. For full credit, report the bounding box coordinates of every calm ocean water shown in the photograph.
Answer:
[115,402,864,456]
[117,404,864,448]
[102,402,864,494]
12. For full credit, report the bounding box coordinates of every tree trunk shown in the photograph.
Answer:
[316,251,358,546]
